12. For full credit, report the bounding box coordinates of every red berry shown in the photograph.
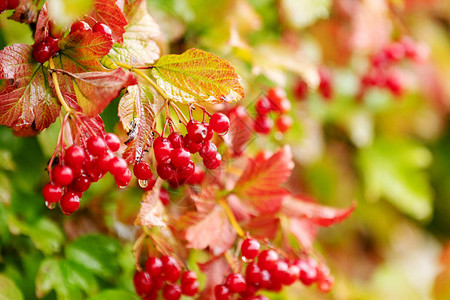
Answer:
[275,115,293,133]
[271,260,289,283]
[159,187,170,206]
[203,152,221,169]
[0,1,7,11]
[210,113,230,134]
[70,173,91,193]
[108,156,128,177]
[317,274,334,293]
[384,42,405,62]
[60,192,80,215]
[162,283,182,300]
[318,68,333,100]
[161,255,181,283]
[257,249,278,271]
[86,136,107,156]
[104,133,121,152]
[7,0,20,10]
[214,284,230,300]
[84,159,105,182]
[183,135,202,153]
[138,173,157,191]
[152,276,165,290]
[185,165,204,185]
[255,97,272,115]
[245,262,262,285]
[241,239,260,260]
[385,74,403,97]
[254,115,273,135]
[44,36,59,53]
[181,270,197,285]
[186,121,207,143]
[42,182,63,203]
[115,168,131,187]
[225,273,247,293]
[296,258,318,286]
[170,148,191,169]
[32,41,52,63]
[133,161,152,180]
[133,271,153,296]
[92,22,112,38]
[65,145,85,168]
[96,152,113,171]
[259,269,271,289]
[203,123,214,141]
[283,263,300,285]
[267,87,290,113]
[52,165,74,186]
[70,20,92,33]
[294,79,308,100]
[199,141,218,160]
[168,132,183,148]
[153,137,174,163]
[145,257,163,277]
[181,279,199,296]
[157,163,175,180]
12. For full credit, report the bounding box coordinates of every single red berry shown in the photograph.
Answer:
[44,36,60,53]
[104,133,121,152]
[295,258,318,286]
[152,275,165,290]
[115,168,131,187]
[317,274,334,293]
[259,269,271,289]
[139,173,157,191]
[133,161,152,180]
[161,255,181,283]
[0,1,7,11]
[70,20,92,33]
[245,262,262,285]
[267,87,290,113]
[170,148,191,169]
[60,192,80,215]
[42,182,63,203]
[142,289,158,300]
[162,283,182,300]
[271,260,289,283]
[203,123,214,141]
[168,132,183,148]
[183,135,202,153]
[96,152,113,171]
[283,263,300,285]
[267,279,282,292]
[275,115,293,133]
[210,113,230,134]
[199,141,218,160]
[239,284,258,298]
[65,145,86,168]
[159,187,170,206]
[257,249,278,271]
[185,165,204,185]
[92,22,112,38]
[108,156,128,177]
[254,115,273,135]
[153,137,174,163]
[255,96,272,115]
[52,165,74,186]
[32,41,52,63]
[186,121,207,143]
[84,160,105,182]
[384,42,405,62]
[86,136,107,156]
[7,0,20,10]
[225,273,247,293]
[70,174,91,193]
[133,271,153,296]
[294,79,308,100]
[214,284,230,300]
[318,68,333,100]
[145,257,163,277]
[181,279,199,296]
[157,163,175,180]
[385,74,403,97]
[181,270,197,285]
[241,239,260,260]
[203,152,221,169]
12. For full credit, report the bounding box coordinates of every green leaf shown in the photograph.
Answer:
[0,173,11,205]
[65,234,122,279]
[357,138,433,220]
[152,48,245,104]
[280,0,331,29]
[0,274,23,300]
[87,290,140,300]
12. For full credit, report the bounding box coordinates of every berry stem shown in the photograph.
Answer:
[218,198,245,237]
[224,250,239,274]
[169,102,188,125]
[48,58,73,114]
[133,232,147,271]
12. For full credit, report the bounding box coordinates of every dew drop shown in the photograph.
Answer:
[138,179,148,188]
[45,201,56,210]
[118,185,126,189]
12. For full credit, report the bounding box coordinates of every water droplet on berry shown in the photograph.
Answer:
[45,201,56,209]
[118,185,126,189]
[138,179,148,188]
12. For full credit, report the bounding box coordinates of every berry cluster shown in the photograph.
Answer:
[133,255,199,300]
[214,238,334,300]
[32,20,112,64]
[292,66,333,102]
[42,133,131,215]
[254,87,293,135]
[0,0,19,14]
[358,36,429,99]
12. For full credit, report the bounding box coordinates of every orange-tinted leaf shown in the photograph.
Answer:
[90,0,128,43]
[242,214,280,240]
[119,84,157,164]
[69,115,105,145]
[34,3,50,44]
[108,0,160,66]
[135,180,167,227]
[57,68,137,116]
[8,0,39,24]
[234,146,294,213]
[282,195,356,227]
[223,106,253,155]
[152,48,244,104]
[288,217,318,250]
[0,44,59,131]
[198,256,229,300]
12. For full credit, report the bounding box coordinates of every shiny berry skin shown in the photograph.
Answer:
[115,168,131,187]
[52,165,74,186]
[162,283,182,300]
[161,255,181,283]
[7,0,20,10]
[257,249,278,271]
[181,279,199,296]
[0,1,7,11]
[245,262,262,285]
[133,161,152,180]
[271,260,289,283]
[60,192,80,215]
[70,174,91,192]
[84,160,105,182]
[210,113,230,134]
[183,135,202,153]
[283,263,300,285]
[108,156,128,177]
[92,22,112,37]
[318,68,333,100]
[185,165,204,185]
[294,79,308,100]
[241,238,260,260]
[157,163,175,180]
[42,182,63,203]
[214,284,230,300]
[199,141,218,160]
[225,273,247,293]
[296,258,318,285]
[32,41,52,63]
[44,36,60,53]
[86,136,107,156]
[203,152,221,169]
[186,121,207,143]
[168,132,183,148]
[203,123,214,141]
[65,145,85,168]
[181,270,197,285]
[171,148,191,169]
[259,269,271,289]
[275,115,293,133]
[255,96,272,115]
[104,133,121,152]
[267,87,290,113]
[145,257,163,277]
[254,115,273,135]
[133,271,153,296]
[96,152,113,171]
[159,187,170,206]
[70,20,92,33]
[153,137,174,163]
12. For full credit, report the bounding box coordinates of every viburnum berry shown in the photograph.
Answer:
[254,115,273,135]
[275,115,293,133]
[114,168,132,187]
[42,182,63,203]
[60,192,80,215]
[92,22,112,38]
[181,279,199,296]
[294,79,308,100]
[225,273,247,293]
[84,159,105,182]
[214,284,230,300]
[86,136,107,156]
[168,132,183,148]
[267,87,290,113]
[161,255,181,283]
[199,141,218,160]
[145,257,163,277]
[257,249,279,271]
[96,152,113,171]
[209,113,230,134]
[259,269,271,289]
[283,263,300,285]
[52,165,74,186]
[70,173,91,193]
[153,137,174,163]
[203,152,221,169]
[32,41,53,63]
[202,123,214,141]
[7,0,20,10]
[133,271,153,297]
[157,163,175,180]
[317,274,334,293]
[318,68,333,100]
[44,36,60,52]
[296,258,318,286]
[245,262,262,285]
[241,238,260,260]
[170,148,191,169]
[271,260,289,283]
[255,97,272,115]
[186,121,207,143]
[185,165,204,185]
[0,1,7,11]
[64,145,85,168]
[159,187,170,206]
[133,161,152,180]
[70,20,92,33]
[384,42,405,62]
[181,270,197,285]
[183,135,202,153]
[104,133,121,152]
[162,283,182,300]
[108,156,128,177]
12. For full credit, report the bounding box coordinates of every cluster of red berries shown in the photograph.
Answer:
[42,133,131,215]
[293,67,333,102]
[148,113,229,187]
[133,255,199,300]
[254,87,293,135]
[358,36,429,99]
[32,20,112,64]
[214,238,334,300]
[0,0,19,14]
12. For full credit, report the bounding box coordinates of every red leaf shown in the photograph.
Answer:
[198,256,229,300]
[242,214,280,240]
[69,115,105,146]
[135,179,167,227]
[288,217,318,250]
[34,3,50,43]
[223,106,253,155]
[119,84,158,164]
[0,44,59,131]
[282,195,356,227]
[57,68,137,116]
[8,0,39,24]
[90,0,128,43]
[233,146,294,214]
